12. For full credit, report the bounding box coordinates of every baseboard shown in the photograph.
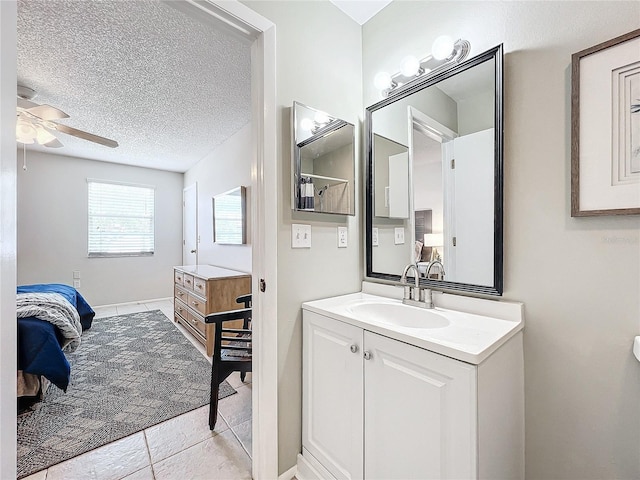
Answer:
[278,464,297,480]
[296,450,336,480]
[94,296,173,308]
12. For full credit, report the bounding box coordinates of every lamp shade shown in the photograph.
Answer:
[423,233,444,247]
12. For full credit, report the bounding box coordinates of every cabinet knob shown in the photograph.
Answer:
[350,344,359,354]
[192,301,199,306]
[363,351,372,360]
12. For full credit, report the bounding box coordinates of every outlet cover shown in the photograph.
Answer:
[394,227,405,245]
[73,270,81,279]
[292,224,312,248]
[372,228,379,246]
[337,227,348,248]
[73,280,81,288]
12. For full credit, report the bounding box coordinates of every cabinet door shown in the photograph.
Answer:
[303,311,364,480]
[364,331,477,480]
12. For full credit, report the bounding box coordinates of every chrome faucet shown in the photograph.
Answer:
[425,260,445,280]
[420,260,446,309]
[400,263,426,307]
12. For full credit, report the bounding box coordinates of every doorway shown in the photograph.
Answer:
[0,1,278,478]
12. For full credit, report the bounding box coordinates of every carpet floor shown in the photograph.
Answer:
[17,309,235,479]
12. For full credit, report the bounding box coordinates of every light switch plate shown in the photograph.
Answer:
[73,280,81,288]
[372,228,379,246]
[73,270,81,279]
[292,224,311,248]
[337,227,348,248]
[394,227,405,245]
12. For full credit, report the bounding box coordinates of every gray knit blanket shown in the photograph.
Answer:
[17,292,83,351]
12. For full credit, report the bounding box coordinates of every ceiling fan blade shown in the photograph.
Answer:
[43,138,64,148]
[53,123,119,148]
[17,97,39,110]
[27,104,69,120]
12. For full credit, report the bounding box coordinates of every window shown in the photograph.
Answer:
[88,180,155,257]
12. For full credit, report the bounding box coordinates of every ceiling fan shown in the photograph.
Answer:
[16,85,118,149]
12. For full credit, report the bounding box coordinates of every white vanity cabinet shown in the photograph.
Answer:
[301,300,524,480]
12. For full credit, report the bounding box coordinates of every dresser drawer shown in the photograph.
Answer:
[174,270,184,286]
[183,274,195,290]
[188,292,207,316]
[193,277,207,295]
[187,309,206,337]
[174,285,188,303]
[174,298,189,319]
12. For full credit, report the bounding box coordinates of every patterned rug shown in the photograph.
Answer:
[17,309,235,478]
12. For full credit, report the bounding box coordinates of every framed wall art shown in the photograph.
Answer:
[571,28,640,216]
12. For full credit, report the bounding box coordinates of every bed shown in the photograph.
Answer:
[17,284,95,400]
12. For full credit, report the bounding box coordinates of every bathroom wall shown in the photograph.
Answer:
[16,151,183,306]
[241,1,363,473]
[364,2,640,478]
[183,123,252,273]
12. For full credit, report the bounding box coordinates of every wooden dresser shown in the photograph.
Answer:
[173,265,251,356]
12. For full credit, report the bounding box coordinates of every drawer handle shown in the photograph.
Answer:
[192,301,199,307]
[363,351,372,360]
[196,284,203,289]
[350,344,359,354]
[185,279,192,284]
[178,292,184,297]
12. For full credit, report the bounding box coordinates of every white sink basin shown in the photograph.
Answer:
[348,302,449,329]
[303,292,524,364]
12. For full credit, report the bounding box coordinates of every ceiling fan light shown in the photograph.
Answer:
[34,124,57,145]
[16,120,36,144]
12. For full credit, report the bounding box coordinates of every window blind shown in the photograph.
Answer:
[88,180,155,257]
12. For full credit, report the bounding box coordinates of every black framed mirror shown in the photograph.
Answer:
[365,45,504,295]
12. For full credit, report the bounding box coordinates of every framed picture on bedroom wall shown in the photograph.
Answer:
[571,28,640,216]
[213,186,247,244]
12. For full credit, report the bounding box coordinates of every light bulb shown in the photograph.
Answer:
[432,35,455,60]
[400,55,421,77]
[374,71,393,90]
[314,111,329,125]
[300,118,313,131]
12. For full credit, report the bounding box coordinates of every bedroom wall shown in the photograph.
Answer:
[0,2,17,477]
[364,2,640,479]
[183,122,252,273]
[241,1,363,474]
[16,151,183,306]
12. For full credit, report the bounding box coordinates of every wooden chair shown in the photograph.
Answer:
[205,294,252,430]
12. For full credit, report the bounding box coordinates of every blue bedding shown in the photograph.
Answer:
[17,284,95,392]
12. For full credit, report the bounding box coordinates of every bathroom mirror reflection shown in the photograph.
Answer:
[292,101,355,215]
[366,45,504,295]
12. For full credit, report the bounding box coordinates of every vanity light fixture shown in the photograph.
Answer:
[375,36,471,97]
[300,110,339,135]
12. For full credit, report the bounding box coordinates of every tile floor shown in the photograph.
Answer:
[23,299,253,480]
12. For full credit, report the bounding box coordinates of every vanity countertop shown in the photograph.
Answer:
[302,292,524,365]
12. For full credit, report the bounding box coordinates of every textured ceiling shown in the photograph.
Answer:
[17,0,252,172]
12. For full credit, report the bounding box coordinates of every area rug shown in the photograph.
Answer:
[17,309,236,478]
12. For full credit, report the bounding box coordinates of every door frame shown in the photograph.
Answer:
[202,2,278,479]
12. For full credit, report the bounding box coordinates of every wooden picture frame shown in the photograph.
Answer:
[571,28,640,216]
